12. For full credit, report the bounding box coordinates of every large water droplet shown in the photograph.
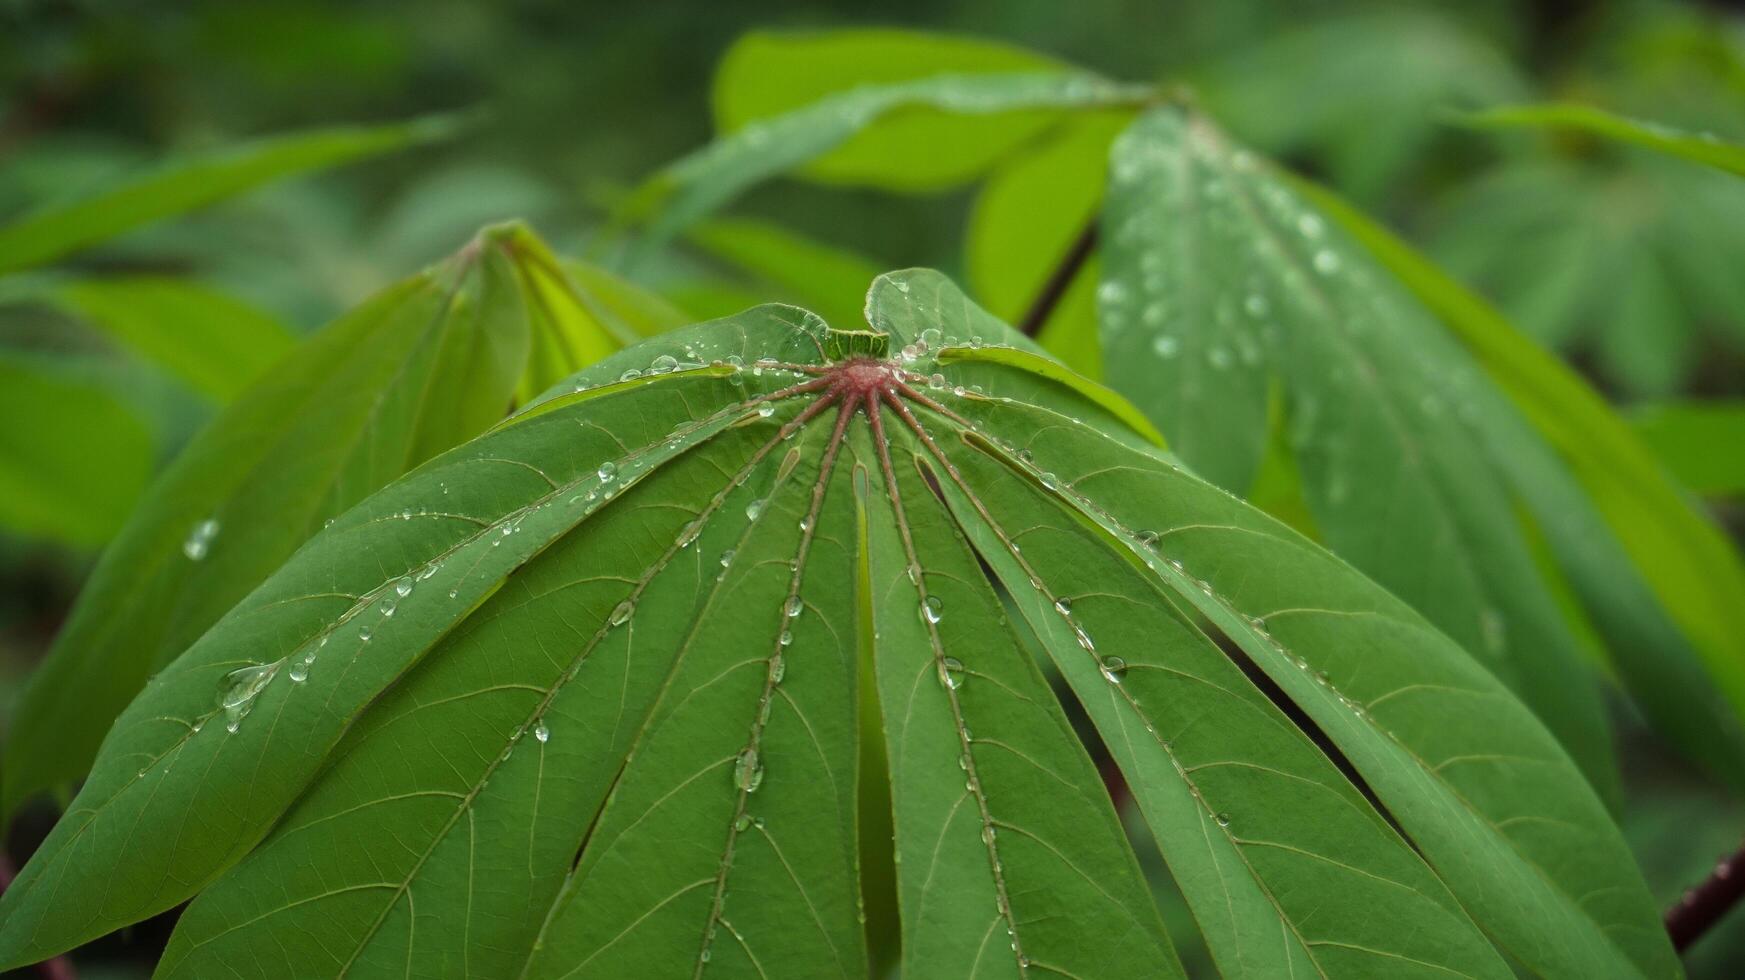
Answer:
[216,662,278,732]
[921,595,943,625]
[768,654,786,685]
[745,499,765,521]
[649,354,679,375]
[609,599,635,626]
[1099,656,1128,685]
[785,595,803,618]
[937,657,965,690]
[1053,597,1073,615]
[533,722,550,743]
[597,461,618,482]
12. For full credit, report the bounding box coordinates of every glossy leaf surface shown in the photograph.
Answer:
[0,224,649,821]
[0,271,1668,980]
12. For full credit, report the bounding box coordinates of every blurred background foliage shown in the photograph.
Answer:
[3,0,1744,974]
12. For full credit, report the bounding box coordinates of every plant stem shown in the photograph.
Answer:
[0,848,78,979]
[1666,838,1745,952]
[1016,215,1100,337]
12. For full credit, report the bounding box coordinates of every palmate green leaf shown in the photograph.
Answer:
[631,71,1153,256]
[52,277,297,401]
[1631,400,1745,498]
[0,223,649,823]
[712,29,1068,191]
[1097,107,1626,801]
[0,115,461,275]
[1427,159,1745,398]
[1305,181,1745,791]
[1464,103,1745,178]
[0,271,1669,980]
[0,352,154,546]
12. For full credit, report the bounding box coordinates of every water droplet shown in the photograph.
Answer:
[649,354,679,374]
[1152,335,1179,358]
[1297,214,1323,239]
[216,662,278,732]
[734,813,753,832]
[785,595,803,618]
[1244,293,1269,317]
[1072,622,1096,654]
[533,722,550,743]
[921,596,943,624]
[1135,529,1160,549]
[1053,597,1073,615]
[1215,812,1232,827]
[1313,250,1340,275]
[768,654,786,684]
[937,657,965,690]
[358,623,374,642]
[183,518,221,561]
[734,747,765,792]
[779,629,793,647]
[719,548,736,568]
[675,519,702,548]
[379,596,397,617]
[620,369,642,382]
[597,460,618,482]
[609,599,635,626]
[745,498,765,521]
[756,403,776,418]
[1100,656,1128,685]
[288,662,308,683]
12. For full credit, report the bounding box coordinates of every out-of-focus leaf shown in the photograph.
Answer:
[1190,10,1525,202]
[1303,174,1745,792]
[685,216,884,330]
[634,71,1152,255]
[52,277,297,402]
[1099,107,1623,800]
[1432,156,1745,398]
[1631,401,1745,498]
[0,115,462,275]
[1465,103,1745,177]
[969,111,1131,377]
[0,354,153,546]
[713,29,1066,190]
[0,223,645,822]
[0,272,1658,980]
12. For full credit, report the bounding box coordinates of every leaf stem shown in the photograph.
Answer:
[1666,837,1745,952]
[1016,213,1100,338]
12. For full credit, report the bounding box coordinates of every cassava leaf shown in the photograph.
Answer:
[967,111,1131,377]
[0,115,462,275]
[1302,178,1745,791]
[1631,400,1745,498]
[684,216,885,332]
[630,71,1153,257]
[52,277,297,402]
[0,353,155,546]
[0,223,651,822]
[0,270,1666,980]
[1464,103,1745,178]
[1097,107,1625,802]
[712,29,1069,191]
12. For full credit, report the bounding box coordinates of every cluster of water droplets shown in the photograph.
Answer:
[182,517,220,561]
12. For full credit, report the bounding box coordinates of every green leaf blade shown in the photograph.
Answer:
[1463,103,1745,178]
[1100,107,1623,803]
[0,115,461,275]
